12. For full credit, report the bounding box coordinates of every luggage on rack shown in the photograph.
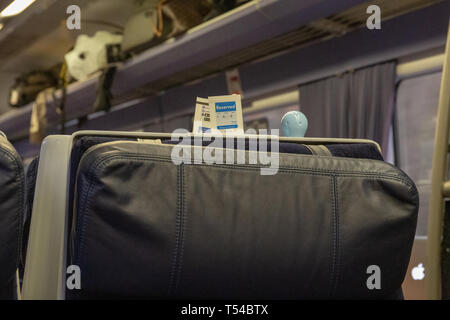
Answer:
[63,135,418,299]
[8,70,58,108]
[122,0,207,54]
[122,0,249,54]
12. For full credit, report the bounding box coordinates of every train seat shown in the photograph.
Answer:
[0,132,25,300]
[22,131,418,300]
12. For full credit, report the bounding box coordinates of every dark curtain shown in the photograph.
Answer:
[299,61,396,156]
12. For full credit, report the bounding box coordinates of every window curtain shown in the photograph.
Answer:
[299,61,396,156]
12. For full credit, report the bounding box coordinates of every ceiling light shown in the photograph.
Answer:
[0,0,36,17]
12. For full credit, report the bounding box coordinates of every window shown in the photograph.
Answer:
[395,71,442,236]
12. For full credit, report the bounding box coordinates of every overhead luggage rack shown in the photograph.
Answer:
[0,0,444,144]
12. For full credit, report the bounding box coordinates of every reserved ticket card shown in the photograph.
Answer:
[208,94,244,134]
[193,97,212,133]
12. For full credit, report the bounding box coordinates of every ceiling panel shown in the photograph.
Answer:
[0,0,138,73]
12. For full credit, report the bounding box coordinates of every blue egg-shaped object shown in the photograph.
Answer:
[281,111,308,137]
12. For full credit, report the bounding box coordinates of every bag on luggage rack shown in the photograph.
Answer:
[122,0,249,54]
[8,70,58,108]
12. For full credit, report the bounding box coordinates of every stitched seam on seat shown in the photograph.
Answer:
[75,156,174,296]
[329,176,336,298]
[332,176,341,297]
[168,164,182,296]
[88,150,413,185]
[174,165,187,294]
[88,153,417,205]
[87,151,414,189]
[76,157,104,266]
[87,154,418,222]
[76,164,101,292]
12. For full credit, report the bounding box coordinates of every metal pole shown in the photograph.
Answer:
[426,19,450,300]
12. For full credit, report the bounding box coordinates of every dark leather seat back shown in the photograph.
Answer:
[0,132,25,300]
[67,137,418,299]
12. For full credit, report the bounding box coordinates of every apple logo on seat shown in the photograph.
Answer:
[412,263,425,280]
